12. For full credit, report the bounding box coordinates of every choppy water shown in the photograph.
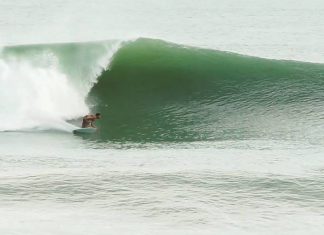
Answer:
[1,133,324,234]
[1,0,324,234]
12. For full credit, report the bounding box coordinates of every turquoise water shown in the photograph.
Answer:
[1,1,324,234]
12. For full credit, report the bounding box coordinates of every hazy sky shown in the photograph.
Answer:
[1,0,323,61]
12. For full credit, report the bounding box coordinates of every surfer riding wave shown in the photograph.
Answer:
[82,113,101,128]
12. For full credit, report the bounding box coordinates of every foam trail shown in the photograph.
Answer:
[0,41,123,132]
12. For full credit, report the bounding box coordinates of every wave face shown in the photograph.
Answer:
[1,38,324,141]
[90,38,324,141]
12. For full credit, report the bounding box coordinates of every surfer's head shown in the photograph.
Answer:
[95,113,101,119]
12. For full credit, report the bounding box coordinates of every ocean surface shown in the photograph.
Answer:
[1,0,324,234]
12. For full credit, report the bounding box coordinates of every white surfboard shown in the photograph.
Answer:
[73,128,97,134]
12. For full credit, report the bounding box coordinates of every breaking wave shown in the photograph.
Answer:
[1,38,324,141]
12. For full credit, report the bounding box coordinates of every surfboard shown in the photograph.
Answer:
[73,128,97,134]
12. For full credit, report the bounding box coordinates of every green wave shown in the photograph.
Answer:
[89,38,324,142]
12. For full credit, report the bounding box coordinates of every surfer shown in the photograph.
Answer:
[82,113,101,128]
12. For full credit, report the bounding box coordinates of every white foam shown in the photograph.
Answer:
[0,41,122,132]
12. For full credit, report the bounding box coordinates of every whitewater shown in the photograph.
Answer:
[0,41,123,131]
[1,0,324,234]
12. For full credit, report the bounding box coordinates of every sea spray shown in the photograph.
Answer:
[0,40,123,131]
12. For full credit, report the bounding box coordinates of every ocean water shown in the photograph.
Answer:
[1,0,324,234]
